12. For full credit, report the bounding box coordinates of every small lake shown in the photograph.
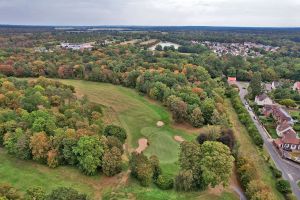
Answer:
[149,41,180,50]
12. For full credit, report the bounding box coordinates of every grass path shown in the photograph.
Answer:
[225,99,284,200]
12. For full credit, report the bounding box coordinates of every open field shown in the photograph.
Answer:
[225,99,284,200]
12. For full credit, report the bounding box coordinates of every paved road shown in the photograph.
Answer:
[235,81,300,200]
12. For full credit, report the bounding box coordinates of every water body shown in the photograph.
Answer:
[149,41,180,50]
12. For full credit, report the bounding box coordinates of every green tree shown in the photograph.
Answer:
[188,107,204,128]
[200,141,234,187]
[73,136,104,175]
[104,125,127,144]
[249,72,262,99]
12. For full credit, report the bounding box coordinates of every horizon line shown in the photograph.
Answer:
[1,24,300,29]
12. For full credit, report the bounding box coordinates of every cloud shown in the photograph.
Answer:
[0,0,299,26]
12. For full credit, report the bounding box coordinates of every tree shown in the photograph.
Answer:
[46,187,88,200]
[102,147,122,176]
[62,136,78,165]
[166,95,188,123]
[104,125,127,144]
[249,72,262,99]
[174,170,195,191]
[201,98,215,124]
[47,149,59,168]
[200,141,234,187]
[246,180,275,200]
[150,155,161,180]
[188,107,204,128]
[30,132,50,162]
[72,135,104,175]
[129,152,154,187]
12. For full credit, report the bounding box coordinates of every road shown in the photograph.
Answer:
[235,81,300,199]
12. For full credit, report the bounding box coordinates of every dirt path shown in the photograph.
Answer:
[135,138,148,153]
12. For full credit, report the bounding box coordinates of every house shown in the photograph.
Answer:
[271,81,281,90]
[227,77,236,83]
[262,104,274,117]
[272,106,294,125]
[255,94,273,106]
[276,121,296,137]
[293,82,300,93]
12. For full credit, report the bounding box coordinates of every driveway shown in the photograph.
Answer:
[235,81,300,199]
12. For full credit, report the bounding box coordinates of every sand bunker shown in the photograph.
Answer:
[135,138,148,153]
[156,121,164,127]
[174,135,185,142]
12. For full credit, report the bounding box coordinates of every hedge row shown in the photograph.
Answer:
[227,87,264,148]
[236,155,275,200]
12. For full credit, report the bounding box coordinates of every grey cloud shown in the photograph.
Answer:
[0,0,299,26]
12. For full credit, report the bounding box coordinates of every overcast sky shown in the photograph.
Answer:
[0,0,299,27]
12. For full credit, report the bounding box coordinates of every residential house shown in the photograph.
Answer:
[255,93,273,106]
[272,106,294,125]
[262,104,274,117]
[271,81,282,90]
[293,82,300,93]
[227,77,236,82]
[276,121,296,137]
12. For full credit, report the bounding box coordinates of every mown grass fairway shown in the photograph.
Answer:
[58,79,194,170]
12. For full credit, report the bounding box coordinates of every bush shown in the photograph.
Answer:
[104,125,127,143]
[269,165,282,178]
[276,179,291,194]
[286,193,297,200]
[46,187,88,200]
[155,174,174,190]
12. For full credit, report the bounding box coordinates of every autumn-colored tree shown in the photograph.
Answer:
[102,147,122,176]
[30,132,50,162]
[47,149,60,168]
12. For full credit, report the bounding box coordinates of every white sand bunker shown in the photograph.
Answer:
[156,121,164,127]
[135,138,148,153]
[174,135,185,142]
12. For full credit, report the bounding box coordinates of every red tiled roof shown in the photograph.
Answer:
[295,82,300,90]
[277,121,293,132]
[228,77,236,81]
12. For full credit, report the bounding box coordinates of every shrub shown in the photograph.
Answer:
[155,174,174,190]
[269,165,282,178]
[46,187,88,200]
[286,193,297,200]
[276,179,291,194]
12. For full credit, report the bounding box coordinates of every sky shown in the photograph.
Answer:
[0,0,300,27]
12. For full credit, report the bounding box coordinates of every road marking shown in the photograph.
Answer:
[288,173,294,181]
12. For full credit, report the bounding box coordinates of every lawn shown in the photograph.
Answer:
[0,148,96,197]
[225,99,284,200]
